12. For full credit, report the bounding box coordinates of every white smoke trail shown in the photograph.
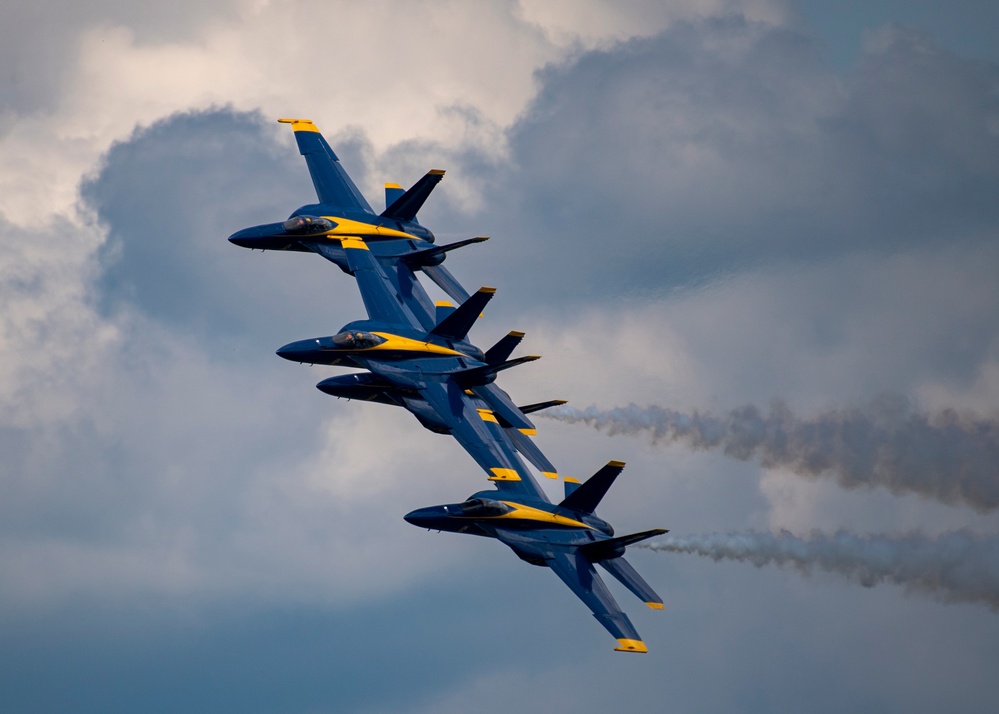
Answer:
[543,394,999,511]
[642,530,999,610]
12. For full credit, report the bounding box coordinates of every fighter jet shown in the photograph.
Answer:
[228,118,478,307]
[405,460,666,652]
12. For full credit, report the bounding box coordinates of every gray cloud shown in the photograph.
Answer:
[544,395,999,511]
[0,2,244,115]
[462,20,999,302]
[645,529,999,609]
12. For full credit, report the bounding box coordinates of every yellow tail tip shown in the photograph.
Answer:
[277,118,318,132]
[646,602,665,610]
[614,639,648,653]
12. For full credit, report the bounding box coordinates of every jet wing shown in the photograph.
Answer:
[320,237,432,329]
[278,119,374,213]
[418,381,549,501]
[545,549,648,653]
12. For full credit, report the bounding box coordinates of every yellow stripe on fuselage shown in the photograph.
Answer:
[360,332,464,357]
[330,217,420,241]
[494,502,592,529]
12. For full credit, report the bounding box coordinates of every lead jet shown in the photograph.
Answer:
[405,460,667,652]
[229,118,560,479]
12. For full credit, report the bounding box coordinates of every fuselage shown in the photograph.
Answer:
[228,205,435,252]
[405,492,614,537]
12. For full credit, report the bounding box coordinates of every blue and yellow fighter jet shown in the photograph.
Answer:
[229,119,666,651]
[406,461,667,653]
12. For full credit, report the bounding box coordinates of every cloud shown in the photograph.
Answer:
[464,20,999,301]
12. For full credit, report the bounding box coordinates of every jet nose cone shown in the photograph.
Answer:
[276,339,316,362]
[403,508,428,527]
[228,221,289,248]
[404,507,444,528]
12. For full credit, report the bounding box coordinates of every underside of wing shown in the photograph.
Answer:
[336,237,434,328]
[419,382,547,500]
[546,550,648,653]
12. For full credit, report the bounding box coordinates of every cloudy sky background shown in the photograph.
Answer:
[2,1,999,711]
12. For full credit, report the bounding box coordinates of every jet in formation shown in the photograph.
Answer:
[230,118,666,652]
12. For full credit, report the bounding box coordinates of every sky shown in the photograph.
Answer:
[1,1,998,711]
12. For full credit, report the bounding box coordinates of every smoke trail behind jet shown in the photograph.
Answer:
[544,395,999,511]
[642,530,999,610]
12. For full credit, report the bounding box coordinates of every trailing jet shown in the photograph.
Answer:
[405,460,666,652]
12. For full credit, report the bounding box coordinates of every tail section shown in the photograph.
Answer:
[384,183,405,211]
[599,556,666,610]
[578,529,668,561]
[558,460,625,514]
[484,331,524,365]
[429,286,495,341]
[278,118,374,213]
[381,170,445,222]
[519,399,567,415]
[454,355,539,387]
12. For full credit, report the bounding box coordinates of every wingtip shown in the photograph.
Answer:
[614,639,648,653]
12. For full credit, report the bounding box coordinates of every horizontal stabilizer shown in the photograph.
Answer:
[519,399,567,415]
[403,236,489,267]
[484,331,524,365]
[454,355,540,387]
[558,461,625,515]
[429,287,495,341]
[599,556,665,610]
[278,119,374,213]
[381,169,445,222]
[422,264,471,304]
[578,529,669,562]
[470,383,534,432]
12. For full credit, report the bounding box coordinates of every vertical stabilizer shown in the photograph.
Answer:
[558,461,625,514]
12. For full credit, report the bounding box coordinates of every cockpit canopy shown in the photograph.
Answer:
[331,330,386,349]
[283,215,335,234]
[457,498,513,518]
